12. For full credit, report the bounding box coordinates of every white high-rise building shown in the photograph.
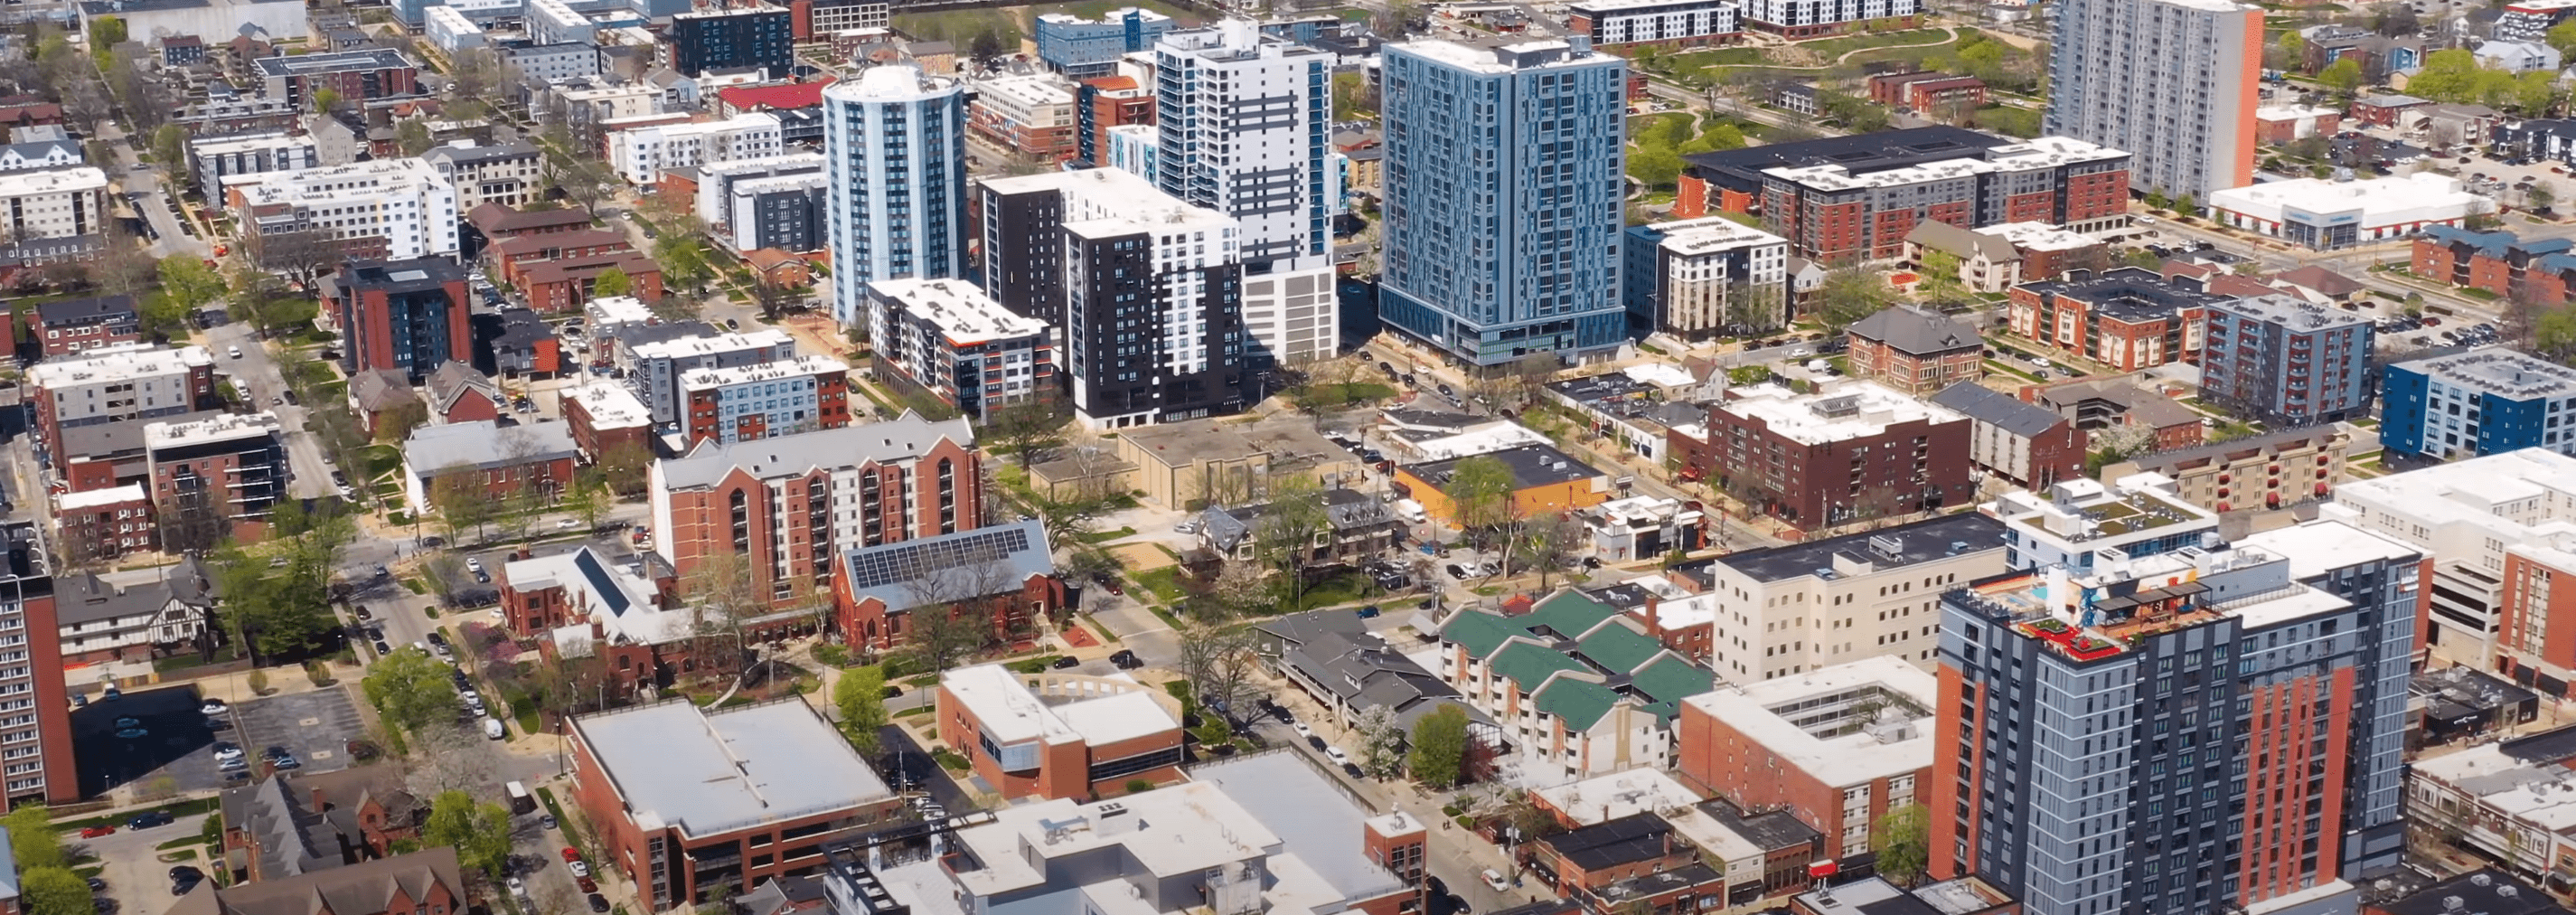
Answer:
[1152,23,1340,369]
[823,65,967,328]
[2045,0,2260,199]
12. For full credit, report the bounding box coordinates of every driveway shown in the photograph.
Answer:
[72,684,230,798]
[231,687,367,778]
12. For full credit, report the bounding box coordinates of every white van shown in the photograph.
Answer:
[483,717,504,740]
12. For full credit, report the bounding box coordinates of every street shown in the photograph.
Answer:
[91,121,211,260]
[200,322,340,500]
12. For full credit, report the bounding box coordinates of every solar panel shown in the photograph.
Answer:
[843,526,1031,591]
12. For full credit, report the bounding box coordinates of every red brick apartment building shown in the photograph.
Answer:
[400,420,577,512]
[2006,267,2224,371]
[2411,225,2576,304]
[559,382,653,461]
[1676,657,1936,865]
[1866,71,1987,112]
[465,202,594,258]
[1667,380,1972,530]
[55,485,154,562]
[24,295,138,358]
[1524,815,1699,896]
[1078,76,1153,160]
[489,229,664,312]
[569,700,902,910]
[933,664,1184,800]
[648,413,984,612]
[1842,305,1983,396]
[27,344,220,467]
[1670,127,2129,259]
[333,259,474,383]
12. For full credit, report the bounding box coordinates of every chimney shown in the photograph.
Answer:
[1642,596,1663,640]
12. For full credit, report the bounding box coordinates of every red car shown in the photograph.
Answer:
[578,877,597,894]
[78,825,114,838]
[562,847,582,863]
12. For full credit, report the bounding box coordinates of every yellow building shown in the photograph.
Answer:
[1114,418,1361,509]
[1395,444,1612,524]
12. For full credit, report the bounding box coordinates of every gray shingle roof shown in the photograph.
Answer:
[1928,382,2065,437]
[658,411,974,490]
[1847,305,1983,355]
[1903,221,2017,264]
[403,420,576,476]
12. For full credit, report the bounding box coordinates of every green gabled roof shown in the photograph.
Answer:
[1441,610,1524,660]
[1490,641,1588,688]
[1524,590,1619,638]
[1576,625,1666,675]
[1534,677,1622,731]
[1637,699,1683,722]
[1630,654,1716,706]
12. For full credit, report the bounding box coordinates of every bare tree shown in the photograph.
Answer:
[403,722,502,798]
[683,551,764,683]
[1171,625,1263,724]
[255,229,350,293]
[898,561,1019,671]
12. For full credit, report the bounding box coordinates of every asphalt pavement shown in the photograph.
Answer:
[200,322,340,501]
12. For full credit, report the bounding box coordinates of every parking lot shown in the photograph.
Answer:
[71,685,228,798]
[230,687,368,778]
[78,807,211,915]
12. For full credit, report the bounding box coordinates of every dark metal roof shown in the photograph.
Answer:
[1928,382,2064,438]
[1686,512,2007,585]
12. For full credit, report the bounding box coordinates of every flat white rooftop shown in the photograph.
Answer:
[1983,221,2097,252]
[31,343,212,388]
[680,354,847,391]
[939,664,1180,748]
[562,382,651,430]
[145,411,282,449]
[871,278,1049,344]
[631,328,795,360]
[1717,379,1964,446]
[0,165,106,197]
[1681,655,1936,788]
[1534,769,1703,826]
[1648,215,1787,257]
[56,483,145,511]
[2209,172,2488,226]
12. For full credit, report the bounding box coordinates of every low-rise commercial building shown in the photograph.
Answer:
[1396,444,1612,525]
[934,663,1184,800]
[569,701,900,910]
[400,420,577,514]
[2208,172,2487,249]
[967,77,1078,163]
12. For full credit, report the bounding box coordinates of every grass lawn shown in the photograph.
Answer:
[361,444,401,478]
[1973,104,2042,138]
[1133,567,1186,602]
[891,8,1023,45]
[1987,360,2041,382]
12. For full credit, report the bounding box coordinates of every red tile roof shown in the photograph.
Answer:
[717,78,837,112]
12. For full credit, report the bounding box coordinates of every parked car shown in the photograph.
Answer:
[128,811,174,830]
[1481,869,1509,891]
[587,896,611,913]
[1110,649,1142,669]
[1324,745,1350,765]
[1050,656,1080,669]
[78,825,114,838]
[199,698,227,716]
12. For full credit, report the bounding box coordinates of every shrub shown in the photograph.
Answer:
[813,644,851,667]
[1123,778,1155,795]
[247,670,269,694]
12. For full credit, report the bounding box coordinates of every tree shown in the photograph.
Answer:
[1443,455,1518,534]
[2321,57,2365,99]
[1628,145,1681,191]
[422,790,513,877]
[1813,265,1895,332]
[597,439,653,498]
[4,806,61,870]
[1872,803,1931,886]
[594,267,633,298]
[1200,561,1275,620]
[1171,626,1261,722]
[159,256,225,313]
[1916,249,1964,297]
[2271,30,2306,71]
[2535,306,2576,360]
[1406,705,1469,788]
[363,646,461,733]
[394,119,434,156]
[981,395,1068,467]
[375,400,428,445]
[2374,0,2421,35]
[2549,15,2576,59]
[2534,180,2560,213]
[90,15,126,46]
[253,229,349,295]
[1353,705,1407,779]
[431,468,496,544]
[20,868,88,915]
[1251,475,1333,608]
[836,665,888,751]
[1512,513,1584,590]
[569,467,611,530]
[151,124,186,175]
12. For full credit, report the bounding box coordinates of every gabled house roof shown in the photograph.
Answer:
[1846,305,1982,355]
[424,362,498,414]
[1438,589,1718,725]
[347,369,418,413]
[1929,382,2067,438]
[1902,221,2017,264]
[171,846,462,915]
[2270,265,2365,297]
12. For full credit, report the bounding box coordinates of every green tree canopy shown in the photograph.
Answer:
[158,256,225,312]
[593,267,632,298]
[3,806,61,871]
[1406,706,1469,788]
[1442,455,1518,532]
[91,15,126,46]
[421,790,512,877]
[1873,803,1932,886]
[2320,57,2364,99]
[20,867,89,915]
[2548,16,2576,59]
[835,665,888,753]
[362,646,460,733]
